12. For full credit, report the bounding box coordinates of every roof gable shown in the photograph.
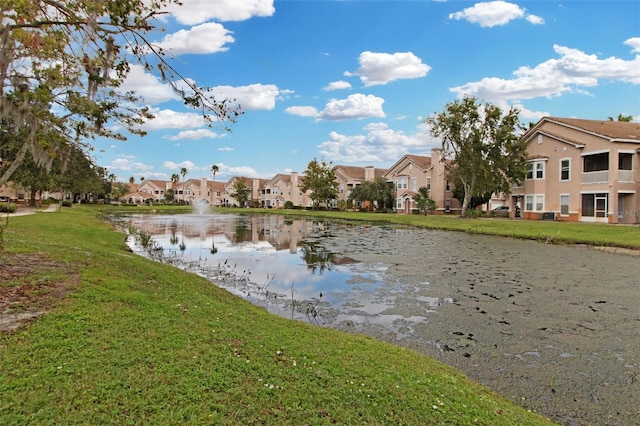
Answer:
[527,117,640,144]
[385,154,432,177]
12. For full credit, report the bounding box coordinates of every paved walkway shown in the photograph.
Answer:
[3,203,60,217]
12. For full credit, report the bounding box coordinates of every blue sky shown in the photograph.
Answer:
[95,0,640,183]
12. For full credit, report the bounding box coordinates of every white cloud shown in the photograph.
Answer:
[218,147,234,152]
[318,122,436,164]
[625,37,640,54]
[286,94,386,121]
[119,64,180,104]
[166,0,275,25]
[285,106,318,117]
[210,84,282,110]
[162,160,197,170]
[214,163,260,179]
[155,22,235,55]
[492,101,549,124]
[323,80,352,91]
[346,51,430,86]
[319,94,386,120]
[450,43,640,101]
[108,157,155,172]
[449,1,543,27]
[526,14,544,25]
[142,108,207,130]
[164,129,225,141]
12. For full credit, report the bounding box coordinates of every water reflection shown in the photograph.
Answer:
[115,212,448,335]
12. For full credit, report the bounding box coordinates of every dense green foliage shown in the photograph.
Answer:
[348,177,394,211]
[230,176,251,207]
[426,97,528,218]
[413,186,437,215]
[299,158,339,209]
[0,206,555,425]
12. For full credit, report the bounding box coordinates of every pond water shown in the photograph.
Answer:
[115,212,640,426]
[118,213,450,334]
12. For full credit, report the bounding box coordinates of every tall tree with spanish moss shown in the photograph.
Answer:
[0,1,241,187]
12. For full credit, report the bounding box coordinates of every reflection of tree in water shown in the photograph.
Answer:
[169,221,179,245]
[299,240,335,274]
[233,224,249,243]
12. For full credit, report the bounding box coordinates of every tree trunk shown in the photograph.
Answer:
[460,180,473,218]
[29,188,37,207]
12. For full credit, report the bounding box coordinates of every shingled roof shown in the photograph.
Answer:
[545,117,640,142]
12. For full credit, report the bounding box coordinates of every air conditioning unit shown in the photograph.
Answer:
[542,212,556,220]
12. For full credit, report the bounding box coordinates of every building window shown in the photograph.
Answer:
[445,198,451,212]
[619,152,633,170]
[396,198,402,209]
[560,194,569,215]
[526,160,545,180]
[525,194,544,212]
[426,177,431,191]
[396,178,407,190]
[445,180,451,191]
[412,178,417,191]
[560,159,570,181]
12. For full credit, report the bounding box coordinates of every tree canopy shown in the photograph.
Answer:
[230,176,251,207]
[413,186,436,215]
[608,113,633,122]
[0,0,241,187]
[426,96,527,217]
[348,177,394,212]
[299,158,338,209]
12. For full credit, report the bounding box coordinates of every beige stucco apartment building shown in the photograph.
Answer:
[260,172,309,208]
[334,165,388,208]
[135,178,225,206]
[223,177,269,207]
[511,117,640,224]
[383,148,461,214]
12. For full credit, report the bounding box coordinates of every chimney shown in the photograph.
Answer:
[364,166,375,181]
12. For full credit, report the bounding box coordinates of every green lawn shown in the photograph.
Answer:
[0,206,566,425]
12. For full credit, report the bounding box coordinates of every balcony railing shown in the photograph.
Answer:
[582,170,609,183]
[618,170,634,182]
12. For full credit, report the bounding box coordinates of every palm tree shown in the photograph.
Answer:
[170,173,179,203]
[108,173,116,201]
[180,167,188,204]
[211,164,219,181]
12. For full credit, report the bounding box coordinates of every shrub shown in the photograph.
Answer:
[466,208,481,218]
[61,200,73,207]
[0,203,17,213]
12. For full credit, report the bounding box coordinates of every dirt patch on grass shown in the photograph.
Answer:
[0,253,79,333]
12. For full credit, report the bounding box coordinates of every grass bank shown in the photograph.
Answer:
[200,206,640,250]
[0,206,553,425]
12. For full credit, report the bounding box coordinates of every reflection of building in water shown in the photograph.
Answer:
[129,214,344,258]
[219,215,316,254]
[133,219,221,241]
